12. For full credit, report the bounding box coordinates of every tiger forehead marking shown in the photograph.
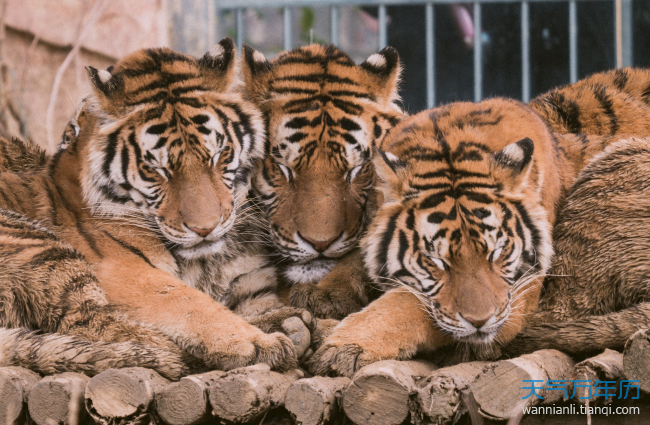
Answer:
[365,98,556,343]
[82,39,265,260]
[243,43,404,283]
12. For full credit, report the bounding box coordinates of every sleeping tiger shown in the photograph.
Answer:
[503,136,650,358]
[241,43,405,319]
[0,38,303,378]
[308,68,650,377]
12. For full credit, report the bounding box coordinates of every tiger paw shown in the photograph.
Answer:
[306,340,381,377]
[246,307,315,334]
[246,307,316,358]
[205,331,298,373]
[289,283,363,320]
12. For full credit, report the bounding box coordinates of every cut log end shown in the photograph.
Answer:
[470,349,575,421]
[85,367,169,422]
[572,349,624,404]
[0,367,41,425]
[623,329,650,394]
[285,376,350,425]
[27,372,90,425]
[208,365,301,423]
[412,361,488,425]
[155,371,224,425]
[343,360,436,425]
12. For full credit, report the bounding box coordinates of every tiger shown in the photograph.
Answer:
[0,37,303,378]
[308,68,650,377]
[240,43,405,319]
[504,136,650,358]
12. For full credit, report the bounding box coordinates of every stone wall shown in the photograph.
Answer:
[3,0,167,151]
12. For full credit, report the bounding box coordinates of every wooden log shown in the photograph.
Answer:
[470,349,575,421]
[208,364,303,423]
[155,371,225,425]
[342,360,437,425]
[623,329,650,394]
[410,361,488,425]
[571,348,624,404]
[27,372,90,425]
[284,376,351,425]
[0,367,41,425]
[85,367,170,425]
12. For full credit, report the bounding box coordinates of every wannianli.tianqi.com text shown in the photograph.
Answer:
[523,405,640,415]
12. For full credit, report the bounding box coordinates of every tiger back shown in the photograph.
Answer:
[240,44,404,319]
[308,68,650,377]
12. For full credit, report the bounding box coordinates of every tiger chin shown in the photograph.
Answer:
[240,43,405,320]
[308,68,650,377]
[0,38,305,379]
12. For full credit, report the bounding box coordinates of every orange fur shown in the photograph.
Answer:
[309,68,650,376]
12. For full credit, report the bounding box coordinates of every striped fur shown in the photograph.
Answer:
[241,44,404,319]
[309,68,650,377]
[0,137,48,172]
[504,137,650,357]
[0,39,300,377]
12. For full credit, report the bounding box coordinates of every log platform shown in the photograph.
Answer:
[3,344,650,425]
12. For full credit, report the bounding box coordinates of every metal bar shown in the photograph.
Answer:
[378,4,387,49]
[473,1,482,102]
[569,0,578,83]
[426,2,435,108]
[284,7,293,51]
[616,0,622,67]
[616,0,633,67]
[330,5,339,46]
[236,8,244,52]
[216,0,614,9]
[521,0,530,102]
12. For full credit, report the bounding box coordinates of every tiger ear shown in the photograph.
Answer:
[373,147,407,203]
[360,46,401,105]
[490,137,535,188]
[86,66,120,97]
[198,37,237,91]
[241,43,272,102]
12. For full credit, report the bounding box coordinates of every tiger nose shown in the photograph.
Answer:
[300,233,340,252]
[460,312,494,329]
[186,223,218,238]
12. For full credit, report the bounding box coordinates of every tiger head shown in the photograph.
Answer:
[241,44,404,284]
[364,98,562,347]
[77,37,265,259]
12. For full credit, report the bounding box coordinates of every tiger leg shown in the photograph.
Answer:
[307,288,452,377]
[94,255,299,373]
[289,249,371,320]
[0,210,196,379]
[504,302,650,358]
[0,327,196,380]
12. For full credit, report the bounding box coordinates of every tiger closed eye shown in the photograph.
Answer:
[210,153,220,168]
[425,254,449,271]
[489,246,503,262]
[276,162,294,181]
[345,165,362,182]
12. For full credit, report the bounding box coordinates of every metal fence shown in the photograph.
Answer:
[209,0,635,107]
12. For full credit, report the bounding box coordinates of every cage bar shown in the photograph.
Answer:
[569,0,578,83]
[284,7,293,51]
[378,4,387,49]
[521,0,530,102]
[473,1,482,102]
[331,5,339,46]
[426,2,435,108]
